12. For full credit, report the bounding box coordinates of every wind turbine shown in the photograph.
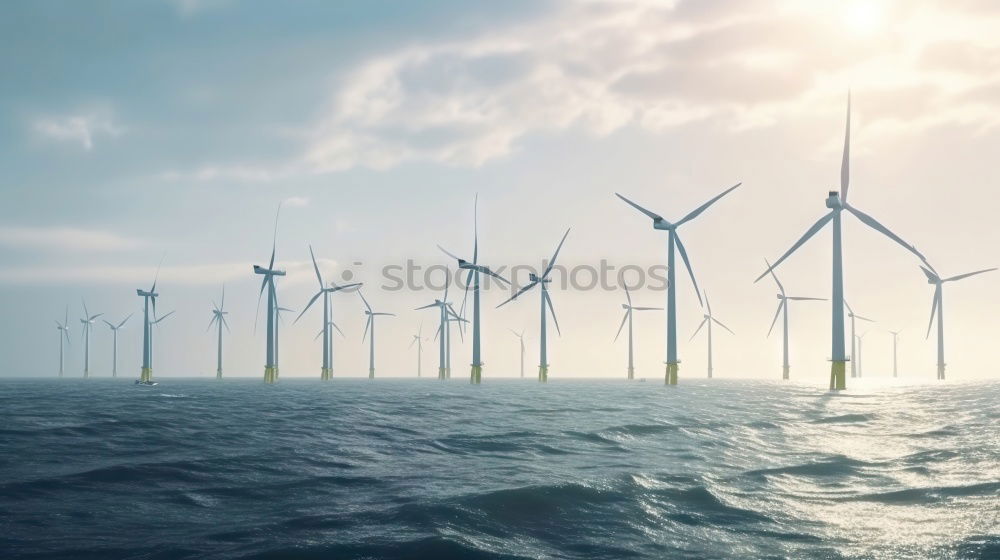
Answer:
[359,291,394,378]
[415,284,458,379]
[756,93,926,390]
[888,329,901,377]
[497,228,570,382]
[689,291,734,379]
[137,258,163,383]
[103,313,133,378]
[764,259,825,380]
[444,312,468,378]
[274,306,293,379]
[855,332,868,377]
[409,323,425,377]
[920,264,996,380]
[295,245,362,380]
[254,205,285,384]
[56,307,70,378]
[614,286,661,380]
[510,329,526,379]
[844,301,874,378]
[149,310,175,376]
[80,300,102,379]
[439,194,511,384]
[616,183,741,385]
[207,285,230,379]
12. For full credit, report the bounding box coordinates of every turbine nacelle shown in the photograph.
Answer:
[136,289,158,298]
[825,191,843,209]
[652,218,674,231]
[254,265,286,276]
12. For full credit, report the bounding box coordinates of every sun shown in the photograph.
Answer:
[844,0,883,35]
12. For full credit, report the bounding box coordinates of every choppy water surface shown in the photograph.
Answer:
[1,378,998,559]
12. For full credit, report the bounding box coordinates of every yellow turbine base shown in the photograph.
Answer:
[321,367,332,381]
[937,364,946,380]
[369,368,375,379]
[538,365,548,383]
[471,365,482,384]
[216,369,222,380]
[782,365,790,380]
[438,367,446,380]
[830,361,846,390]
[665,363,678,385]
[627,367,634,380]
[264,366,277,384]
[140,367,152,383]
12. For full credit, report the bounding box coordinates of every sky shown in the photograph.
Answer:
[2,0,1000,382]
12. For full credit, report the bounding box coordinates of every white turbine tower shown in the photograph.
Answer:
[359,291,394,378]
[510,329,526,379]
[207,285,230,379]
[79,300,102,379]
[614,286,661,380]
[855,332,868,377]
[409,324,425,377]
[295,246,361,380]
[415,284,459,379]
[920,264,996,380]
[137,258,163,384]
[254,206,285,384]
[844,301,874,378]
[616,183,741,385]
[497,229,570,383]
[690,291,734,379]
[888,329,901,377]
[55,306,70,378]
[148,310,175,379]
[756,93,926,390]
[103,313,133,378]
[439,194,511,384]
[764,259,825,380]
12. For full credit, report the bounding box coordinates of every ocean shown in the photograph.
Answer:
[1,378,997,559]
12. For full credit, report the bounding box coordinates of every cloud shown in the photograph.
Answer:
[0,226,143,252]
[282,196,310,208]
[33,113,123,150]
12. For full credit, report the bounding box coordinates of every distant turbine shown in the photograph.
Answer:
[409,323,425,377]
[359,291,394,378]
[415,283,459,379]
[756,93,925,390]
[616,182,741,385]
[763,259,825,380]
[510,329,526,379]
[295,245,362,380]
[137,257,163,383]
[102,313,133,378]
[689,291,734,379]
[253,205,285,384]
[497,228,570,383]
[275,306,293,379]
[855,332,868,377]
[439,194,511,384]
[55,306,70,378]
[79,299,102,379]
[888,329,902,377]
[149,310,175,375]
[844,301,874,378]
[613,286,661,380]
[445,311,469,377]
[921,264,996,380]
[207,285,230,379]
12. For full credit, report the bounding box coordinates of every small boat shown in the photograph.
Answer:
[135,380,158,386]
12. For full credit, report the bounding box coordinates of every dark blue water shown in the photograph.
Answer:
[1,378,997,559]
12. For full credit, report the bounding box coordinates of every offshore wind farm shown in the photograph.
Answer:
[2,1,1000,559]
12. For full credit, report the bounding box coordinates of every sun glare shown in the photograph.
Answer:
[844,0,882,35]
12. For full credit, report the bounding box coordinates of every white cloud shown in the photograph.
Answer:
[0,226,143,252]
[282,196,310,208]
[33,113,123,150]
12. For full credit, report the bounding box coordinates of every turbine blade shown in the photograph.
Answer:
[614,193,665,222]
[542,228,571,279]
[624,284,632,307]
[674,182,742,227]
[220,284,225,310]
[764,258,784,295]
[314,329,324,341]
[673,232,703,306]
[712,317,735,335]
[845,204,926,264]
[207,316,216,332]
[330,321,345,338]
[544,290,561,336]
[222,316,231,333]
[704,290,712,315]
[855,314,874,323]
[358,290,372,313]
[118,313,133,328]
[269,203,281,271]
[151,253,164,293]
[434,324,441,341]
[497,280,538,308]
[472,193,478,265]
[920,265,939,283]
[926,286,940,339]
[460,269,473,319]
[414,303,438,310]
[309,245,324,289]
[362,315,371,342]
[841,91,851,202]
[295,291,323,324]
[786,296,826,301]
[437,245,463,262]
[631,306,662,311]
[689,317,707,341]
[754,212,834,282]
[103,319,113,328]
[614,310,629,342]
[767,301,783,338]
[944,268,997,283]
[483,268,510,286]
